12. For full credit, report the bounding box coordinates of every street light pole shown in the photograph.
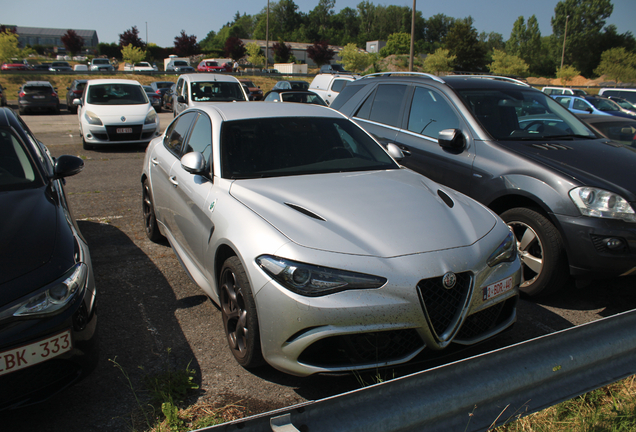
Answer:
[560,15,569,70]
[145,22,148,45]
[409,0,415,71]
[265,0,269,71]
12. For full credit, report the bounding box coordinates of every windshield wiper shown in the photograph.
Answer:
[541,134,596,140]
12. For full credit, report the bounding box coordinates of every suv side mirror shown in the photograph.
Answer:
[386,143,405,161]
[177,95,186,104]
[438,129,466,152]
[181,152,207,174]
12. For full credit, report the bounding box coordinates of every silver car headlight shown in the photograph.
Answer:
[569,187,636,223]
[145,110,157,125]
[256,255,387,297]
[0,263,88,319]
[487,230,517,267]
[85,111,102,125]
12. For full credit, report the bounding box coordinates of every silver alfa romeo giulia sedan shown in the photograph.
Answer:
[141,102,521,376]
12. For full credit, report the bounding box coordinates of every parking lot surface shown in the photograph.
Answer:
[2,109,635,431]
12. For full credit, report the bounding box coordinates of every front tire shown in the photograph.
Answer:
[501,207,569,297]
[142,180,163,242]
[220,256,264,368]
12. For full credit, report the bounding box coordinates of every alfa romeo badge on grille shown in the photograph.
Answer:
[442,272,457,289]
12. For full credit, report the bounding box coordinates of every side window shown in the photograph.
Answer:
[183,114,212,167]
[555,97,571,108]
[573,99,589,111]
[355,84,407,128]
[331,79,349,93]
[175,78,185,100]
[407,87,460,138]
[164,112,196,156]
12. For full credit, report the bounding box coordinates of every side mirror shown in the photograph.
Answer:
[386,143,405,161]
[73,99,82,106]
[54,155,84,179]
[181,152,207,174]
[438,129,466,152]
[177,95,186,103]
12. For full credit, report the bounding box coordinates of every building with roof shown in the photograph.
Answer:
[3,25,99,53]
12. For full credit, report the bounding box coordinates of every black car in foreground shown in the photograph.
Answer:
[332,73,636,297]
[0,107,97,409]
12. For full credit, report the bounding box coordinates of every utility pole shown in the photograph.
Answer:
[409,0,416,71]
[145,22,148,46]
[265,0,269,71]
[560,14,569,70]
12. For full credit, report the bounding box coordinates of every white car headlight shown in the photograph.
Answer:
[256,255,387,297]
[569,187,636,223]
[85,110,102,125]
[0,263,87,320]
[145,111,157,125]
[487,230,517,267]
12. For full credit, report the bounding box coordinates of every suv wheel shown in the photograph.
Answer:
[501,207,569,297]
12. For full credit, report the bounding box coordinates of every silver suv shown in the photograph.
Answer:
[90,58,114,72]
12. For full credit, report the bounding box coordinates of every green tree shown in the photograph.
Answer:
[594,47,636,85]
[443,18,487,72]
[551,0,613,77]
[507,15,542,74]
[488,49,529,76]
[422,48,456,75]
[379,32,411,56]
[0,30,20,64]
[557,64,580,85]
[246,42,265,67]
[422,14,456,53]
[339,43,372,72]
[121,44,146,65]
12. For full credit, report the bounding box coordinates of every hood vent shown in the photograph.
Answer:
[437,190,454,208]
[285,202,326,221]
[530,143,573,151]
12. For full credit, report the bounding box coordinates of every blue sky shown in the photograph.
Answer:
[2,0,635,48]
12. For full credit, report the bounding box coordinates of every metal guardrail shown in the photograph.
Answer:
[196,309,636,432]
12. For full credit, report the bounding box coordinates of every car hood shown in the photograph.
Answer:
[229,169,498,257]
[504,138,636,200]
[86,104,151,122]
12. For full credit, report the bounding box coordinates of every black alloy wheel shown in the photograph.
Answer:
[220,256,264,368]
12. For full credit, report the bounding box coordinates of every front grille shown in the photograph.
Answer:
[590,234,630,255]
[456,296,516,340]
[417,272,472,336]
[105,125,143,141]
[298,329,423,367]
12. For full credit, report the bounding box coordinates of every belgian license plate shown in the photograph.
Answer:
[116,127,132,134]
[0,330,72,376]
[482,276,513,301]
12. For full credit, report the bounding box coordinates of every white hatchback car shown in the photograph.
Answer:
[172,73,247,117]
[75,79,160,150]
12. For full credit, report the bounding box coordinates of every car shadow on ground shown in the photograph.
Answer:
[0,221,203,431]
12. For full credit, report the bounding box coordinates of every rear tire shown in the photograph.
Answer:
[220,256,264,369]
[501,207,569,297]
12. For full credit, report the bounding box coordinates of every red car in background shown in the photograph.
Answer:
[1,62,28,71]
[197,59,231,72]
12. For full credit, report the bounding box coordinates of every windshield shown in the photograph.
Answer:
[587,97,621,112]
[0,129,41,191]
[87,83,149,105]
[457,88,596,140]
[190,81,246,102]
[93,59,109,64]
[280,92,327,106]
[174,61,188,66]
[205,61,218,66]
[221,117,398,179]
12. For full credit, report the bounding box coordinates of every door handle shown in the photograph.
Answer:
[151,157,159,165]
[169,176,178,186]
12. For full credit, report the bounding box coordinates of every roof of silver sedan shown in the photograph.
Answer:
[193,101,341,121]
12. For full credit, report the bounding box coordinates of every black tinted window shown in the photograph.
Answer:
[331,79,350,93]
[164,112,197,156]
[407,87,460,138]
[361,84,406,128]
